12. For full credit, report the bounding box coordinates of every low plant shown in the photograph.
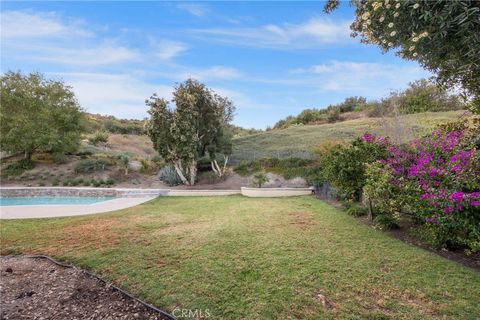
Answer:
[74,158,110,173]
[88,130,109,146]
[374,214,400,230]
[1,159,34,177]
[252,171,269,188]
[116,154,129,176]
[51,177,60,186]
[139,158,152,174]
[233,161,251,176]
[38,181,45,187]
[204,171,220,184]
[346,205,368,217]
[158,165,183,186]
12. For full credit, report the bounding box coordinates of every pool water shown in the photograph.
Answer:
[0,197,115,206]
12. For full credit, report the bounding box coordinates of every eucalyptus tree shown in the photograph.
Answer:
[146,79,235,185]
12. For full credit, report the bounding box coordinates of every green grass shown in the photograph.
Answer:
[232,111,465,161]
[2,196,479,319]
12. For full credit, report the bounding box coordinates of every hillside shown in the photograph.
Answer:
[231,111,467,162]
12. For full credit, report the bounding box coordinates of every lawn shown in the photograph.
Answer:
[1,196,479,319]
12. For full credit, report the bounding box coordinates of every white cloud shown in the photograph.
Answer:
[177,3,209,17]
[189,17,351,48]
[187,66,241,80]
[150,40,188,60]
[287,60,431,96]
[0,10,91,38]
[55,72,172,119]
[32,43,140,66]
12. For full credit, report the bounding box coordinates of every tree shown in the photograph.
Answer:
[146,79,235,185]
[0,71,85,161]
[116,154,130,176]
[325,0,480,113]
[395,79,464,114]
[252,171,269,188]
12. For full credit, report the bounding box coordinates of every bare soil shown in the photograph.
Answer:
[0,256,169,320]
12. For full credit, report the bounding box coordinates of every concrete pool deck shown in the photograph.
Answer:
[0,197,156,219]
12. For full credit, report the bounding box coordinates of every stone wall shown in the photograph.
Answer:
[0,187,168,198]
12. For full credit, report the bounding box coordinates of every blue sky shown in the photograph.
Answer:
[1,1,429,129]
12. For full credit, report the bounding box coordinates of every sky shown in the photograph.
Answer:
[0,1,430,129]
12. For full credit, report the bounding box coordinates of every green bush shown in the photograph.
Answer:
[52,177,60,186]
[204,171,220,184]
[88,130,109,146]
[75,158,110,173]
[347,205,368,217]
[139,158,150,174]
[374,214,400,230]
[158,165,183,186]
[104,178,115,186]
[83,179,91,186]
[234,161,251,177]
[252,171,269,188]
[62,178,71,186]
[38,181,45,186]
[1,159,34,177]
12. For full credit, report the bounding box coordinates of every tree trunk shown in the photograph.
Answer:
[367,198,374,222]
[211,161,221,176]
[188,161,197,186]
[24,151,32,162]
[173,161,190,185]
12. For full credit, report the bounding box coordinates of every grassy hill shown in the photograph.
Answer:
[231,111,466,162]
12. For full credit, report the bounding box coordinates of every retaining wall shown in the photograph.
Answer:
[0,187,168,198]
[241,187,313,197]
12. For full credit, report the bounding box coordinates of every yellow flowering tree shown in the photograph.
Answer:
[325,0,480,113]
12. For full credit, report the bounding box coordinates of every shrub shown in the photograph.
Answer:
[363,130,480,251]
[104,178,115,186]
[204,171,220,184]
[70,179,79,186]
[74,158,110,173]
[252,171,269,188]
[62,179,71,186]
[347,205,368,217]
[52,177,60,186]
[374,214,400,230]
[116,154,129,175]
[234,161,251,177]
[88,130,109,146]
[1,159,34,177]
[83,179,91,186]
[38,181,45,187]
[321,136,389,201]
[158,165,183,186]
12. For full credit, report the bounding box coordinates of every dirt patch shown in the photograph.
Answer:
[290,211,317,230]
[56,218,122,252]
[0,256,169,320]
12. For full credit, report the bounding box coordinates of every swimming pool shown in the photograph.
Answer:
[0,197,115,206]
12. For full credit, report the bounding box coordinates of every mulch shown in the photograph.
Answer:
[0,256,172,320]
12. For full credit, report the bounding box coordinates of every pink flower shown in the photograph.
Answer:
[449,191,464,202]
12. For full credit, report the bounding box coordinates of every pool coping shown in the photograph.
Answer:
[0,197,157,219]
